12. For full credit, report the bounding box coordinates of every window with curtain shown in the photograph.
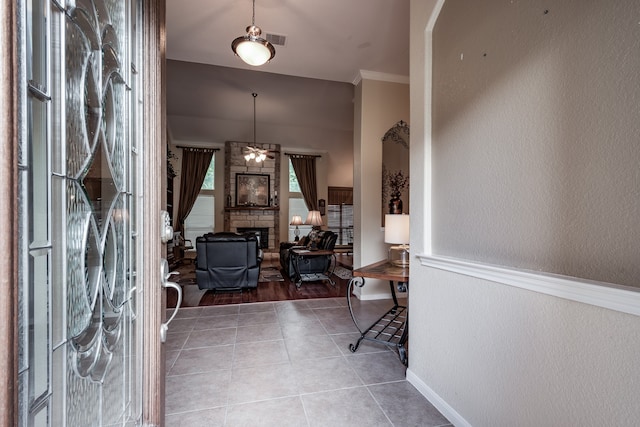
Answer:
[288,159,311,241]
[184,156,215,243]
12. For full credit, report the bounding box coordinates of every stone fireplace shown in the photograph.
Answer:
[224,141,281,252]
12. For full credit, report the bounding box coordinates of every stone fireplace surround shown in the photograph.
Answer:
[224,141,281,252]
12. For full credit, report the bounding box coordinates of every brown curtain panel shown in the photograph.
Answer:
[175,148,215,233]
[290,154,318,211]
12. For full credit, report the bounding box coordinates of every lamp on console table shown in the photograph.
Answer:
[385,214,410,267]
[290,215,303,241]
[305,210,324,250]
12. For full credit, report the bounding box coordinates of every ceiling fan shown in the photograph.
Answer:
[244,92,277,163]
[243,145,274,162]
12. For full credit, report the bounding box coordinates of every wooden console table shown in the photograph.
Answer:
[347,259,409,365]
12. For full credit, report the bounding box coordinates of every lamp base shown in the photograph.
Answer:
[388,245,409,267]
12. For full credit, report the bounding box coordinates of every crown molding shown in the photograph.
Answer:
[352,70,410,86]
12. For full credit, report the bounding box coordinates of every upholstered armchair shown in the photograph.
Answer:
[279,230,338,278]
[196,232,264,291]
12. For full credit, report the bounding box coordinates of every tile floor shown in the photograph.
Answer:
[165,297,451,427]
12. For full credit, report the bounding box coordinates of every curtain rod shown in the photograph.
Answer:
[284,152,321,158]
[176,146,219,153]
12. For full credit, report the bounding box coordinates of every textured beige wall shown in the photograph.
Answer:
[431,0,640,288]
[408,0,640,425]
[353,78,410,299]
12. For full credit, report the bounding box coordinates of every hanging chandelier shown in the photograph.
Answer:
[244,93,271,163]
[231,0,276,66]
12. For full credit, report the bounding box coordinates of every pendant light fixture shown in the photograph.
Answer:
[231,0,276,66]
[244,93,268,163]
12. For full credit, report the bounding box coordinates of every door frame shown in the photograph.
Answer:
[0,0,168,424]
[141,0,168,424]
[0,0,19,424]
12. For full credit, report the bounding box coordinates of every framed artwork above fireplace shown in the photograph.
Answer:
[236,173,270,207]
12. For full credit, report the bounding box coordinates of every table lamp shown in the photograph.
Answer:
[385,214,410,267]
[304,210,323,230]
[290,215,303,241]
[305,210,324,250]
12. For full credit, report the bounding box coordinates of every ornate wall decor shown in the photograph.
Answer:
[382,120,410,224]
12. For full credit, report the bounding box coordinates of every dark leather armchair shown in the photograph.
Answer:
[196,232,264,291]
[279,230,338,278]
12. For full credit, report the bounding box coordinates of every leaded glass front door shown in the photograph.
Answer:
[18,0,152,424]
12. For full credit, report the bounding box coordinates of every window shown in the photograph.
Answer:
[327,187,354,246]
[288,159,311,240]
[184,156,215,243]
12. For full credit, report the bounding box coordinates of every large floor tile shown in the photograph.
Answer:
[227,363,298,405]
[317,315,360,334]
[238,301,276,314]
[284,334,342,361]
[165,370,231,414]
[193,314,239,330]
[291,356,362,393]
[164,407,225,427]
[237,310,278,326]
[225,396,307,427]
[233,340,289,368]
[183,327,237,349]
[368,381,452,427]
[330,332,391,356]
[280,318,328,339]
[347,351,407,385]
[302,387,392,427]
[276,308,319,323]
[199,305,240,317]
[168,345,234,376]
[236,323,283,343]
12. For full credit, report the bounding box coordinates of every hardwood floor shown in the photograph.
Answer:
[166,254,353,308]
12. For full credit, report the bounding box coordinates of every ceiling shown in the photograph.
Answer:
[166,0,410,145]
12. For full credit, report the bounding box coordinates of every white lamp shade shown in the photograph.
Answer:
[305,210,323,227]
[290,215,303,226]
[384,214,410,244]
[234,39,273,66]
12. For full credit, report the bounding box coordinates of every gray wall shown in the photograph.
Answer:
[432,0,640,288]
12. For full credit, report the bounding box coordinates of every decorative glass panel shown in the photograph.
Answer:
[19,0,143,425]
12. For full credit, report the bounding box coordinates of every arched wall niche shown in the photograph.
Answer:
[382,120,410,226]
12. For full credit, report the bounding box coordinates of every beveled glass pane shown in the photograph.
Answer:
[51,176,66,346]
[51,345,65,426]
[30,249,50,402]
[26,0,48,89]
[32,404,49,427]
[18,169,29,373]
[29,97,49,248]
[66,350,100,426]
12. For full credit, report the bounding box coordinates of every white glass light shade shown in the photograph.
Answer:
[385,214,410,244]
[305,210,323,227]
[232,25,276,67]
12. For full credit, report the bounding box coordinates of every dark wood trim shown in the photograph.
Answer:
[225,206,280,212]
[142,0,166,425]
[284,152,322,158]
[0,0,18,424]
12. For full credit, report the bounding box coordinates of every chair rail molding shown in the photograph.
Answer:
[417,254,640,317]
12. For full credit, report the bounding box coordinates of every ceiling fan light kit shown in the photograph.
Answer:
[231,0,276,66]
[243,92,274,164]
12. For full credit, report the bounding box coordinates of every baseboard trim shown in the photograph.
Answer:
[406,369,471,427]
[417,254,640,316]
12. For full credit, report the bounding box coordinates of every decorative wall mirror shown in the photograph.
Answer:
[382,120,410,225]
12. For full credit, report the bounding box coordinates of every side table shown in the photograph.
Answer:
[347,260,409,365]
[290,248,336,289]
